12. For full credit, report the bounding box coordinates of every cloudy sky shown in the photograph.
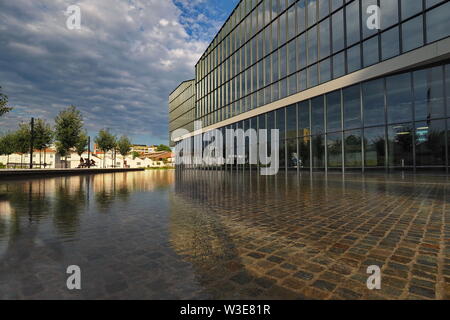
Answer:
[0,0,239,145]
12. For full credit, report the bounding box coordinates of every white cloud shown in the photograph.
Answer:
[0,0,214,144]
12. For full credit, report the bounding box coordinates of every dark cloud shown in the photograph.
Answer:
[0,0,232,145]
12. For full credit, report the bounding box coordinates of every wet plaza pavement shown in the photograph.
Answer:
[0,170,449,300]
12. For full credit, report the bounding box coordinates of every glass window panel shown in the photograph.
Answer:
[280,13,287,45]
[426,0,446,9]
[388,123,414,167]
[327,132,343,168]
[363,36,379,67]
[426,1,450,43]
[288,6,296,40]
[287,139,299,169]
[286,104,297,139]
[307,64,318,87]
[265,85,272,104]
[332,0,343,11]
[280,46,287,79]
[381,27,399,60]
[272,81,280,101]
[277,108,286,140]
[298,34,307,69]
[347,44,361,73]
[308,0,317,27]
[280,78,288,98]
[413,66,445,121]
[308,26,318,64]
[362,0,378,39]
[298,137,311,168]
[333,52,345,78]
[346,0,361,46]
[363,79,385,127]
[319,19,330,60]
[312,135,325,168]
[272,50,279,82]
[311,96,325,135]
[415,120,447,167]
[386,73,413,124]
[332,9,345,53]
[297,0,307,33]
[401,0,422,20]
[319,0,330,20]
[345,130,362,168]
[327,90,342,132]
[319,58,331,84]
[364,126,386,167]
[288,73,297,95]
[298,69,307,90]
[288,41,297,74]
[402,15,424,53]
[265,55,271,86]
[380,0,398,29]
[343,84,362,129]
[298,101,311,135]
[272,20,279,50]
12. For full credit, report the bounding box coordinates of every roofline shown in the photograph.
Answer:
[169,79,195,97]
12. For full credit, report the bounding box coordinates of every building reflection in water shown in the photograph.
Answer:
[170,170,450,299]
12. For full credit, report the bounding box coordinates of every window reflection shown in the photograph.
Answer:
[364,127,386,168]
[386,73,413,124]
[414,66,445,121]
[363,79,385,127]
[415,120,446,168]
[327,132,343,169]
[343,85,361,130]
[345,130,362,168]
[388,124,414,168]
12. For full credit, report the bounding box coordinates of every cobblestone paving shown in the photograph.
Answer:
[0,171,449,300]
[171,171,450,300]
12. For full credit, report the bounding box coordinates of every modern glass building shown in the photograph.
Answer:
[169,80,196,147]
[169,0,450,173]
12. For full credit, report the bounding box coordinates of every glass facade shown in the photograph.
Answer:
[172,0,450,174]
[194,0,450,128]
[183,62,450,172]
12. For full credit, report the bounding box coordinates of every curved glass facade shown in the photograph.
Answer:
[195,0,450,127]
[170,0,450,173]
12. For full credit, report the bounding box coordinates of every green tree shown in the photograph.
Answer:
[0,86,12,117]
[34,119,53,167]
[54,106,84,168]
[74,131,88,157]
[156,144,171,152]
[14,123,31,168]
[94,129,116,168]
[117,135,132,167]
[131,151,140,160]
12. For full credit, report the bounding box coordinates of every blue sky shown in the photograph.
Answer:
[0,0,240,146]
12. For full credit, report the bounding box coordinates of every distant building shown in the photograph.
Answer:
[168,80,195,147]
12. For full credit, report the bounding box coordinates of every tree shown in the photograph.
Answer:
[117,135,131,168]
[0,86,12,117]
[54,106,84,168]
[131,151,140,160]
[94,129,116,168]
[0,133,15,167]
[14,123,31,168]
[74,131,88,157]
[34,119,53,167]
[156,144,171,152]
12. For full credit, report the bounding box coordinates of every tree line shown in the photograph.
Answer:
[0,87,171,169]
[0,103,133,168]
